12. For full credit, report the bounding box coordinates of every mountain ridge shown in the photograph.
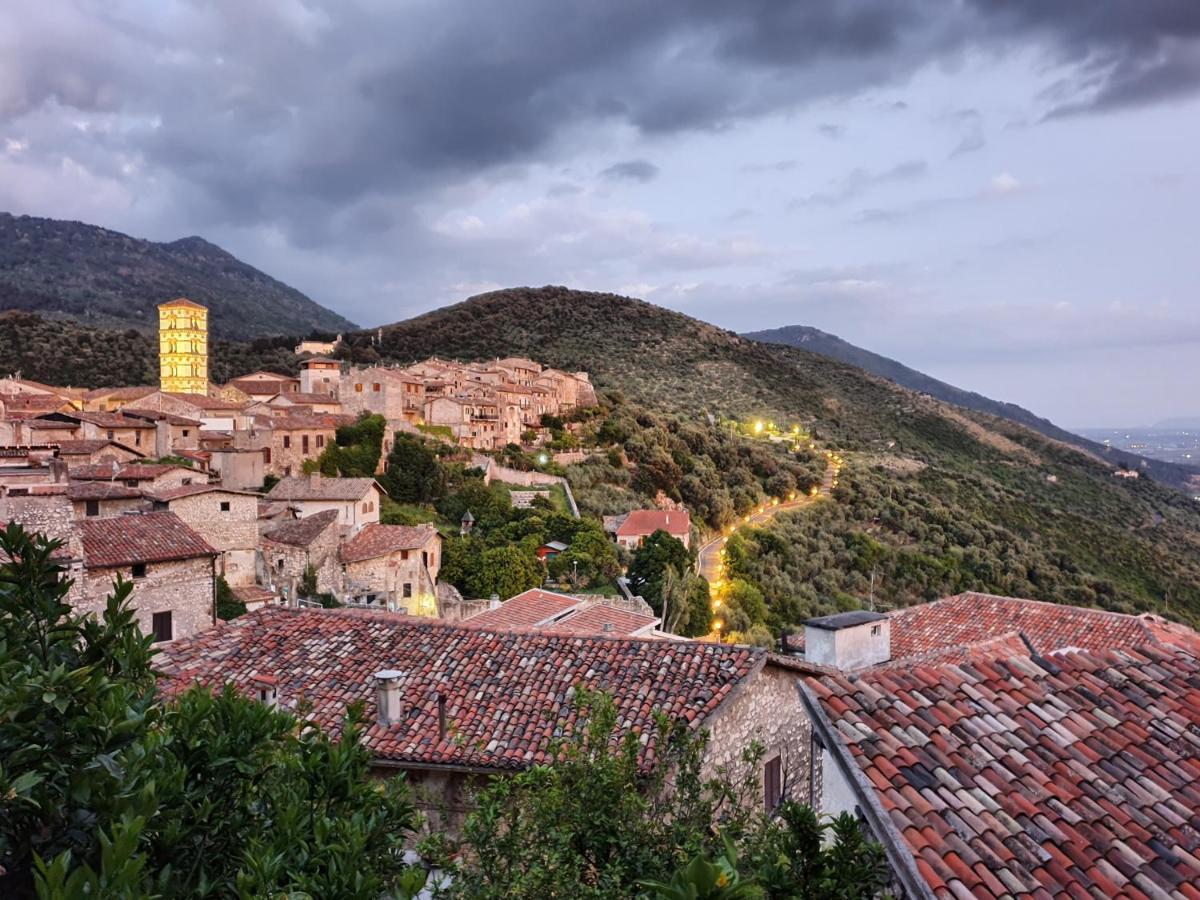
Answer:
[0,212,355,339]
[745,323,1200,491]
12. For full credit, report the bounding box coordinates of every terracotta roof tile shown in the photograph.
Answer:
[545,603,661,637]
[266,475,378,502]
[146,484,259,502]
[262,509,340,547]
[69,463,196,482]
[338,524,439,563]
[615,509,690,538]
[811,644,1200,899]
[80,511,217,567]
[158,606,761,771]
[462,589,583,630]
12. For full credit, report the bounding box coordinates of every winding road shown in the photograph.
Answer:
[697,452,841,589]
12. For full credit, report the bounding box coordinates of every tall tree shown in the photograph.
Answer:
[381,433,446,503]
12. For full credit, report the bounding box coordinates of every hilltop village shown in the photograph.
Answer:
[3,299,1200,897]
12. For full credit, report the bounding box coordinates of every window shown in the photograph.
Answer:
[354,383,363,393]
[870,625,881,637]
[85,500,100,517]
[135,432,142,446]
[403,583,412,598]
[151,611,173,643]
[220,501,231,512]
[302,435,309,454]
[316,435,325,448]
[276,558,284,572]
[182,429,190,437]
[263,448,271,464]
[106,430,115,440]
[401,550,409,561]
[125,480,139,488]
[283,435,291,449]
[764,755,782,814]
[372,383,381,392]
[131,563,147,578]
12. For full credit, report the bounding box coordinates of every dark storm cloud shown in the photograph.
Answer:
[600,160,660,183]
[4,0,1200,244]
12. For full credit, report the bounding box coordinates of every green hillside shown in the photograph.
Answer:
[0,213,355,339]
[352,285,1200,627]
[0,312,302,386]
[746,323,1200,490]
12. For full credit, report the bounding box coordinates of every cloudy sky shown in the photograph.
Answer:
[3,1,1199,427]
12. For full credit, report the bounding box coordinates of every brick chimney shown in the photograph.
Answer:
[375,669,406,725]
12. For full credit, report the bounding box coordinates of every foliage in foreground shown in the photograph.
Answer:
[452,689,889,899]
[0,524,420,899]
[1,525,888,899]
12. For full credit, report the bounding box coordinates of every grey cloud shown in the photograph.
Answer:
[2,0,1199,252]
[600,159,660,182]
[817,123,845,139]
[741,160,798,173]
[791,159,928,209]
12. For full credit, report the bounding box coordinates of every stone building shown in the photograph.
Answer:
[79,511,217,642]
[148,484,261,586]
[256,415,344,477]
[158,298,209,395]
[0,493,86,604]
[260,508,342,600]
[299,357,343,395]
[69,462,201,492]
[54,440,145,469]
[337,523,442,615]
[68,481,147,519]
[265,474,382,532]
[158,607,819,832]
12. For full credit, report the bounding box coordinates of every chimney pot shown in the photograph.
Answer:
[375,669,406,725]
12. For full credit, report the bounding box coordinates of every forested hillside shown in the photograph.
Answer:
[0,213,355,338]
[353,286,1200,627]
[746,323,1200,490]
[0,312,301,385]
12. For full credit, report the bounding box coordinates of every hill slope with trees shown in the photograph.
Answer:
[0,212,355,338]
[746,323,1199,490]
[346,285,1200,628]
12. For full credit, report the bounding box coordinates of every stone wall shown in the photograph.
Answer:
[81,555,214,641]
[701,664,813,811]
[268,426,335,477]
[166,492,259,586]
[261,527,342,599]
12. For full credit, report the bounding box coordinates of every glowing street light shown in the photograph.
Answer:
[753,421,764,434]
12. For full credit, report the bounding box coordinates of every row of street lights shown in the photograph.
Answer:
[706,449,844,639]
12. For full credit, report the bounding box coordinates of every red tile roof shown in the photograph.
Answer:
[69,463,195,482]
[616,509,691,539]
[463,588,582,631]
[65,481,144,501]
[262,509,340,547]
[339,524,439,563]
[80,511,217,567]
[146,484,259,502]
[887,592,1196,662]
[158,606,761,771]
[545,603,660,638]
[266,475,378,502]
[810,644,1200,899]
[54,439,143,456]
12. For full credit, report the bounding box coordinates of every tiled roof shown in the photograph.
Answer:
[72,411,155,428]
[810,645,1200,899]
[463,589,583,631]
[158,606,761,770]
[231,585,276,605]
[54,439,142,456]
[162,393,245,410]
[264,414,351,430]
[266,475,377,502]
[69,463,194,482]
[887,592,1195,661]
[65,481,144,501]
[146,484,258,502]
[262,509,340,547]
[80,511,216,567]
[83,386,157,401]
[122,409,202,426]
[545,603,660,637]
[616,509,691,538]
[339,524,439,563]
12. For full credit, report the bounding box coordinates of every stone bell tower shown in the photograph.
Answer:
[158,298,209,395]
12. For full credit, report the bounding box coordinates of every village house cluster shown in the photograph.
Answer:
[0,298,605,640]
[6,299,1200,896]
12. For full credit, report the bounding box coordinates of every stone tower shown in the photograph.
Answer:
[158,298,209,395]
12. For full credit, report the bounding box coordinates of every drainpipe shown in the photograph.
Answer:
[211,554,218,625]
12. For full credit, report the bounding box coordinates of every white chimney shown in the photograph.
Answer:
[803,611,891,670]
[252,673,279,708]
[489,593,500,610]
[375,669,406,725]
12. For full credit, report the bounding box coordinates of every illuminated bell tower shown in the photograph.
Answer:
[158,298,209,395]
